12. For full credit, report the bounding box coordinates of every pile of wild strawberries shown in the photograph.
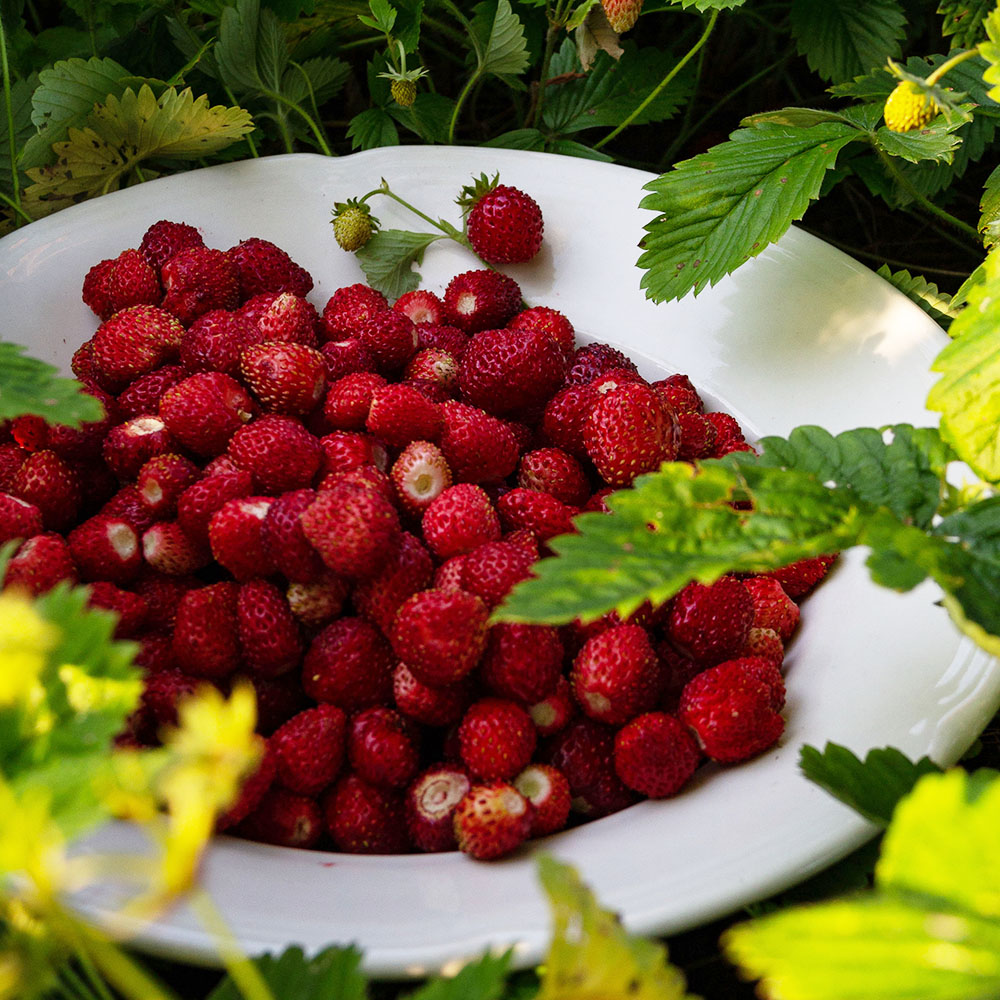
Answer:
[0,219,834,860]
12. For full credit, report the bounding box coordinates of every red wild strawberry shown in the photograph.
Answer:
[390,587,489,687]
[135,571,198,630]
[217,740,276,831]
[433,554,468,591]
[416,323,470,360]
[439,400,520,483]
[517,448,590,506]
[391,440,452,516]
[393,289,444,325]
[529,677,576,736]
[405,764,471,852]
[256,293,320,348]
[705,411,747,457]
[480,623,563,704]
[240,672,309,736]
[272,704,347,796]
[514,763,571,837]
[208,495,276,580]
[541,383,601,458]
[675,412,718,461]
[443,269,522,333]
[348,707,420,789]
[302,615,395,710]
[323,774,410,854]
[227,237,313,299]
[171,582,240,679]
[322,372,387,431]
[678,656,786,763]
[87,581,148,639]
[4,533,76,595]
[159,372,257,457]
[458,326,567,418]
[366,383,442,447]
[176,469,253,544]
[667,576,754,666]
[565,342,638,386]
[357,310,418,372]
[570,624,663,725]
[300,483,401,579]
[81,257,117,320]
[320,338,378,380]
[139,219,205,271]
[142,521,211,575]
[237,579,303,677]
[102,416,176,481]
[422,483,500,558]
[496,487,578,543]
[743,575,800,641]
[458,697,537,780]
[66,514,140,583]
[286,573,349,628]
[321,284,390,340]
[91,305,185,383]
[11,450,81,531]
[403,348,459,394]
[740,626,785,666]
[321,464,395,505]
[0,493,43,546]
[180,309,261,376]
[134,668,203,739]
[318,431,387,476]
[650,373,704,414]
[228,415,323,494]
[161,246,240,324]
[135,453,199,518]
[237,788,324,849]
[133,629,176,673]
[116,365,187,420]
[614,712,700,798]
[0,443,28,492]
[100,485,158,535]
[602,0,643,33]
[453,781,532,860]
[104,248,162,315]
[47,388,118,463]
[259,488,326,583]
[585,381,680,487]
[353,531,435,634]
[393,662,473,727]
[766,554,838,599]
[460,539,535,608]
[463,177,544,265]
[508,307,575,359]
[8,415,48,453]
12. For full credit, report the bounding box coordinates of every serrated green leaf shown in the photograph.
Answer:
[482,127,546,149]
[0,342,103,425]
[874,107,970,164]
[536,856,692,1000]
[799,743,943,827]
[940,0,994,48]
[469,0,530,79]
[638,120,860,302]
[878,769,1000,916]
[566,0,599,30]
[724,893,1000,1000]
[347,106,399,149]
[542,39,692,134]
[407,951,512,1000]
[495,459,859,625]
[790,0,907,84]
[0,75,36,195]
[392,0,424,52]
[876,265,960,326]
[980,7,1000,102]
[744,106,858,128]
[980,163,1000,247]
[667,0,745,9]
[280,55,350,106]
[548,137,614,161]
[360,0,396,35]
[388,91,455,143]
[928,247,1000,479]
[354,229,441,298]
[208,945,367,1000]
[216,0,270,94]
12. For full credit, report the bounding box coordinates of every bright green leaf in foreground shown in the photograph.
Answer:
[536,855,692,1000]
[928,246,1000,479]
[874,110,971,164]
[0,342,103,426]
[979,163,1000,248]
[408,950,512,1000]
[638,120,860,301]
[725,769,1000,1000]
[799,743,943,827]
[354,229,442,299]
[980,6,1000,103]
[208,945,367,1000]
[876,265,960,327]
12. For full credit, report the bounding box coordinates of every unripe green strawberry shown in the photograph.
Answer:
[602,0,643,33]
[390,78,417,107]
[333,205,374,252]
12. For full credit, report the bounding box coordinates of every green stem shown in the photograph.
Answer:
[285,63,335,156]
[0,188,33,224]
[225,86,259,158]
[362,181,471,246]
[926,48,979,85]
[528,22,561,130]
[190,890,276,1000]
[594,9,719,150]
[58,965,104,1000]
[0,4,21,217]
[65,920,180,1000]
[72,949,116,1000]
[874,143,981,245]
[448,72,479,145]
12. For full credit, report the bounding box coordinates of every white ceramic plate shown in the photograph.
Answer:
[4,148,999,977]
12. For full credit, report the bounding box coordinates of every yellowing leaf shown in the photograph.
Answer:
[536,855,692,1000]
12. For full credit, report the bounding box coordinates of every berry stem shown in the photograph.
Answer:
[925,48,979,86]
[0,4,22,222]
[362,180,474,250]
[595,9,720,150]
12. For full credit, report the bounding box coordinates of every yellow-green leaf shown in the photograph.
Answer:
[536,855,692,1000]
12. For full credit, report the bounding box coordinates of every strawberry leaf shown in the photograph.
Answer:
[638,119,862,302]
[940,0,994,48]
[407,951,512,1000]
[928,247,1000,479]
[789,0,907,84]
[348,107,400,150]
[0,75,36,198]
[799,743,943,827]
[980,163,1000,248]
[874,109,971,164]
[980,6,1000,103]
[0,341,103,425]
[207,945,367,1000]
[354,229,442,299]
[468,0,530,81]
[876,265,960,327]
[536,855,693,1000]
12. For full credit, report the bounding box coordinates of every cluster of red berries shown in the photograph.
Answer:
[0,219,835,861]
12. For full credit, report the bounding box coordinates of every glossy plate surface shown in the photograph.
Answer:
[3,148,997,977]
